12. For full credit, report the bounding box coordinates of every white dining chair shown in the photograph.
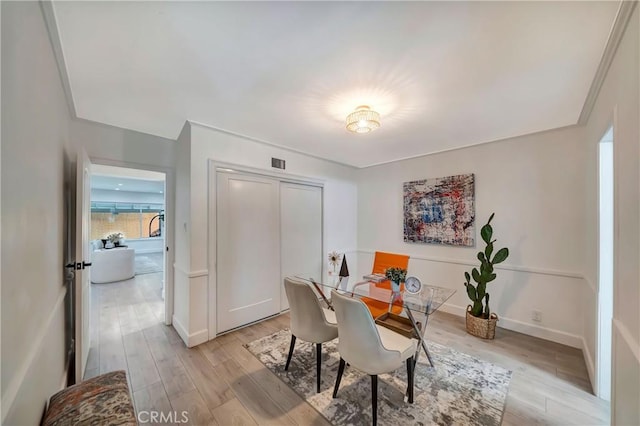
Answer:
[283,277,338,393]
[331,290,417,426]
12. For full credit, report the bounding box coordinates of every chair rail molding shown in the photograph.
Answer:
[173,263,208,279]
[357,249,583,280]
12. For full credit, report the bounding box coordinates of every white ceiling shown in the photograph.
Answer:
[53,1,619,168]
[92,164,165,193]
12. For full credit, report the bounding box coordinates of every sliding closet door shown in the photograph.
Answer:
[280,182,323,310]
[217,172,280,333]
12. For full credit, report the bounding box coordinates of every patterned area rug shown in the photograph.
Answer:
[245,329,511,426]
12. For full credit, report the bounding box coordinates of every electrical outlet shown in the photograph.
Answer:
[532,310,542,322]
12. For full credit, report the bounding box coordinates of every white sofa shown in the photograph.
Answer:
[91,247,135,284]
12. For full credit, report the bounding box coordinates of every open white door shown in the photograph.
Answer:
[74,149,92,381]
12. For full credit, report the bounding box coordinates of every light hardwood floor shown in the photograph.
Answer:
[86,274,609,425]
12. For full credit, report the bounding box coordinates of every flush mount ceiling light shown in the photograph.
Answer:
[345,105,381,134]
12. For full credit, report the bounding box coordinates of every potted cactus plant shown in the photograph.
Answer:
[464,213,509,339]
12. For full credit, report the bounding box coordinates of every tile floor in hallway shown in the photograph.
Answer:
[86,274,609,425]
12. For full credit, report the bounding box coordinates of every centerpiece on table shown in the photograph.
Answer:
[385,267,407,293]
[106,232,124,248]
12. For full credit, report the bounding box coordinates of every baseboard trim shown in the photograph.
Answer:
[437,302,582,348]
[188,329,209,348]
[582,336,597,394]
[1,286,67,423]
[172,315,189,345]
[171,315,208,348]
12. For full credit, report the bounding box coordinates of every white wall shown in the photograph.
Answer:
[173,121,358,346]
[70,119,175,170]
[583,6,639,423]
[1,2,74,423]
[173,122,192,344]
[357,125,587,348]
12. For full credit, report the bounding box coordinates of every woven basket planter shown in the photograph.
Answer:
[465,305,498,339]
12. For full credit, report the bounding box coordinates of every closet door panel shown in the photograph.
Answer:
[280,183,323,310]
[217,172,280,333]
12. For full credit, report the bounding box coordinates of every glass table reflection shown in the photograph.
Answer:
[292,275,456,370]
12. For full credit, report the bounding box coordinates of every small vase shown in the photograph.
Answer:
[391,280,401,293]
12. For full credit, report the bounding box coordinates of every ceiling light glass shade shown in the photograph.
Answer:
[346,105,381,134]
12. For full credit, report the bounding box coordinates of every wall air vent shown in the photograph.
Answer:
[271,158,286,170]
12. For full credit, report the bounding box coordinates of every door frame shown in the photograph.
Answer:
[86,156,176,325]
[207,160,324,339]
[595,108,618,402]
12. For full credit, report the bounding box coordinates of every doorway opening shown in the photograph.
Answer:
[84,164,167,379]
[597,126,613,401]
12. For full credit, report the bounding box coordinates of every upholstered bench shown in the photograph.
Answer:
[42,370,137,425]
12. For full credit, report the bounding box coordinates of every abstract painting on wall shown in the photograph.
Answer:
[403,174,475,246]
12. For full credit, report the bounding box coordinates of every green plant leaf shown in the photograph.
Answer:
[486,273,497,282]
[481,224,493,244]
[477,252,486,263]
[471,268,480,283]
[492,248,509,264]
[464,271,470,284]
[485,242,494,259]
[466,283,477,301]
[479,262,487,276]
[484,294,491,317]
[471,300,483,317]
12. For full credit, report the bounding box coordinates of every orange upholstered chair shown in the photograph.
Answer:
[360,251,409,319]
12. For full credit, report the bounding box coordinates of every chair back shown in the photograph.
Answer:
[331,290,401,374]
[284,278,335,343]
[371,251,409,275]
[371,251,410,291]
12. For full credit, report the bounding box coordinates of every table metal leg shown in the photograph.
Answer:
[405,307,434,367]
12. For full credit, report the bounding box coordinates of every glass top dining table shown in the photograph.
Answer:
[292,275,456,368]
[294,275,455,316]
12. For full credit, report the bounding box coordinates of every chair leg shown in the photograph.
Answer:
[316,343,322,393]
[406,356,414,403]
[285,335,296,371]
[333,358,346,398]
[371,375,378,426]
